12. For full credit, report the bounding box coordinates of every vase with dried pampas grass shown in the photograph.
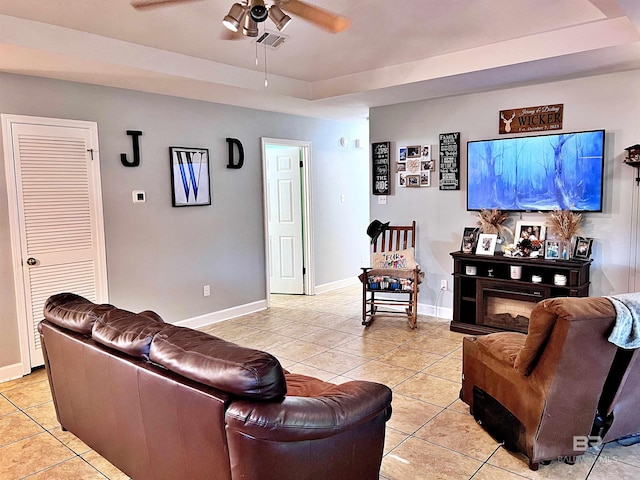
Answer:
[476,209,513,240]
[547,209,582,259]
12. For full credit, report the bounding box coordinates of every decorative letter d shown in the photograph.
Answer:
[226,138,244,169]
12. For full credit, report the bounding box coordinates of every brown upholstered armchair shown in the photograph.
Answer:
[461,296,620,470]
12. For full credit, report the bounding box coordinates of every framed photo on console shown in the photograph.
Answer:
[544,240,560,259]
[573,237,593,260]
[461,227,480,253]
[476,233,497,256]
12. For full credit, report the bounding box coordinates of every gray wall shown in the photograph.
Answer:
[370,69,640,311]
[0,73,370,371]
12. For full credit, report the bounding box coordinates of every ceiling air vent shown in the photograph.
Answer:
[255,31,288,49]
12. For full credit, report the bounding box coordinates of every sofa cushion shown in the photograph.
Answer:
[149,325,286,400]
[92,308,165,360]
[44,293,114,335]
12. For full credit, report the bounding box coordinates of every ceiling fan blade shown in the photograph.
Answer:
[130,0,205,10]
[276,0,350,33]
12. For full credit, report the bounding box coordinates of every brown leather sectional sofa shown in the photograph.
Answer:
[39,293,392,480]
[462,296,640,470]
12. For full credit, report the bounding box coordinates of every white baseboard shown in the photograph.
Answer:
[176,300,268,329]
[419,302,453,321]
[314,277,359,295]
[0,362,27,384]
[371,299,453,322]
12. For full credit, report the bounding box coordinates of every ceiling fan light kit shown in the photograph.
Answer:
[268,5,292,31]
[222,3,246,32]
[242,12,259,37]
[222,1,292,36]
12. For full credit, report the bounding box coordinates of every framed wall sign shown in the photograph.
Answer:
[439,132,460,190]
[372,141,390,195]
[170,147,211,207]
[499,104,563,134]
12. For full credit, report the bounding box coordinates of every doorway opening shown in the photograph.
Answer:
[261,138,314,306]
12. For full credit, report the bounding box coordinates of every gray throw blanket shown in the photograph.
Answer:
[606,292,640,349]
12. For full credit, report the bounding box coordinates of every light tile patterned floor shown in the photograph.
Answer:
[1,286,639,479]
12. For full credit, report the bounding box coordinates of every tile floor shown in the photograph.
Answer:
[1,285,640,479]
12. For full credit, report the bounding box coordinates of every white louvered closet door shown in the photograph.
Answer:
[6,118,108,368]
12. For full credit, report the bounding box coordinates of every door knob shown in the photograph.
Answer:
[26,257,37,266]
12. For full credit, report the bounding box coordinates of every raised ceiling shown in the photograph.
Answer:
[0,0,638,120]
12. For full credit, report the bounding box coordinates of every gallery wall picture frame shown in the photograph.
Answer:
[398,146,407,163]
[420,170,431,186]
[398,171,407,187]
[573,237,594,259]
[544,240,560,259]
[406,174,420,187]
[170,147,211,207]
[461,227,480,253]
[476,233,498,256]
[407,145,421,158]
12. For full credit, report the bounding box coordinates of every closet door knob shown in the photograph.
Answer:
[26,257,37,266]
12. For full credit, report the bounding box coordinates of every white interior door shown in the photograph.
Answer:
[266,145,304,294]
[3,115,108,370]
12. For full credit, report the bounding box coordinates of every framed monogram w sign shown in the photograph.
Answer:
[170,147,211,207]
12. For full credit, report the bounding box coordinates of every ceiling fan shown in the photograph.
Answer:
[130,0,351,37]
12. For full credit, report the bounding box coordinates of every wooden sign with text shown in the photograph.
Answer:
[499,104,563,134]
[372,142,390,195]
[439,132,460,190]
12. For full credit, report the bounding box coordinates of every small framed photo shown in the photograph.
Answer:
[461,227,480,253]
[476,233,497,256]
[170,147,211,207]
[544,240,560,259]
[407,145,421,158]
[420,170,431,186]
[405,174,420,187]
[573,237,594,259]
[398,147,407,163]
[515,220,546,252]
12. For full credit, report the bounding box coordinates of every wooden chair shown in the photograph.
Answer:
[361,221,422,329]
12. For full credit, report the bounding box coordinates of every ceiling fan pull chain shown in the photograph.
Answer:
[264,36,268,87]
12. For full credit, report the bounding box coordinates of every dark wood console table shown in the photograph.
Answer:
[450,251,591,335]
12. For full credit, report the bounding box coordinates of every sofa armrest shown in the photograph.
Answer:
[225,381,392,442]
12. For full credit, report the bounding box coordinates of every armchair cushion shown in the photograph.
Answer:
[477,331,525,368]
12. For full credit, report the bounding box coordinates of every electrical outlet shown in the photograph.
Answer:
[440,280,448,290]
[203,285,211,297]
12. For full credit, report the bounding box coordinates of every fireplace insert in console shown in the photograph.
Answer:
[450,252,591,335]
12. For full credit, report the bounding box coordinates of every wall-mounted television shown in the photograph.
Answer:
[467,129,605,212]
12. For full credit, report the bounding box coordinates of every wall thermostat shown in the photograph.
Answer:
[132,190,146,203]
